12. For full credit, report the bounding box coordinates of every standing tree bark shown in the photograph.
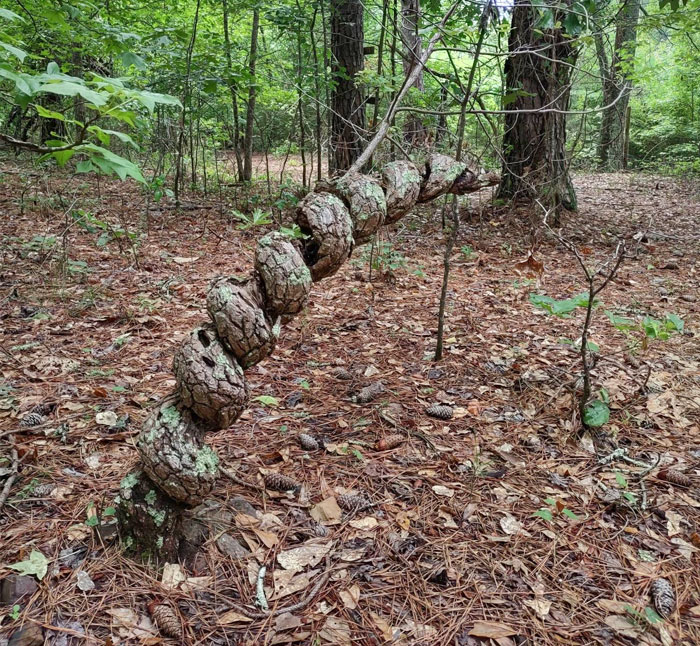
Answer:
[243,8,260,182]
[330,0,365,172]
[595,0,641,170]
[400,0,427,145]
[222,0,244,180]
[497,0,578,217]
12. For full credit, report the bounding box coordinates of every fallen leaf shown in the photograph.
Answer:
[310,497,342,524]
[76,570,95,591]
[319,617,351,645]
[172,256,198,264]
[8,550,49,581]
[431,485,455,498]
[339,584,361,610]
[218,609,253,625]
[252,527,279,548]
[349,516,378,530]
[95,411,118,426]
[500,514,523,535]
[469,621,517,638]
[276,541,331,572]
[524,597,551,618]
[275,612,303,631]
[370,612,394,642]
[604,614,640,638]
[161,563,186,589]
[666,510,682,536]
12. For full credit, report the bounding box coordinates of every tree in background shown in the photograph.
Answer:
[595,0,642,170]
[330,0,365,171]
[497,0,580,218]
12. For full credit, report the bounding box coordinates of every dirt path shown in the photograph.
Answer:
[0,163,698,645]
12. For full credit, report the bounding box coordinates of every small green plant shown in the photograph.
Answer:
[355,241,408,276]
[534,497,579,522]
[10,604,21,620]
[148,175,172,203]
[460,244,475,260]
[605,310,684,352]
[280,224,308,240]
[71,209,139,249]
[85,501,116,527]
[233,208,272,230]
[21,234,56,257]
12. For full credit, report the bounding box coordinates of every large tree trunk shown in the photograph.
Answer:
[497,0,578,216]
[242,9,260,182]
[400,0,427,146]
[330,0,365,172]
[595,0,641,170]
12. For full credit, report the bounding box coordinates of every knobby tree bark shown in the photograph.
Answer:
[242,8,260,182]
[595,0,641,170]
[330,0,365,172]
[497,0,578,217]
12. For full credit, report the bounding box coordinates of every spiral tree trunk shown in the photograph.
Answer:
[497,0,578,218]
[116,155,498,560]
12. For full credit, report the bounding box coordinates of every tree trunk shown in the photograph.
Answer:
[595,0,641,170]
[497,0,578,216]
[243,9,260,182]
[222,0,244,180]
[330,0,365,172]
[400,0,427,145]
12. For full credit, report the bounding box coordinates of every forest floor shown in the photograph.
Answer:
[0,161,699,646]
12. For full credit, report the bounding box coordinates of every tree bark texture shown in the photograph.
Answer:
[497,0,578,215]
[330,0,365,172]
[400,0,427,144]
[118,154,494,560]
[242,9,260,182]
[595,0,641,170]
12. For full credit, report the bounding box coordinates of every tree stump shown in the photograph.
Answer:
[207,274,279,369]
[296,192,354,281]
[117,469,186,561]
[255,232,312,316]
[382,160,421,223]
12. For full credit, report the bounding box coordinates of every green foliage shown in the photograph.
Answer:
[233,208,272,230]
[583,399,610,427]
[8,550,49,580]
[530,292,592,317]
[280,223,308,240]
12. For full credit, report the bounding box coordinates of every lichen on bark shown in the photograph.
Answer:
[418,153,467,203]
[255,232,312,316]
[382,160,421,223]
[137,393,219,505]
[206,274,279,368]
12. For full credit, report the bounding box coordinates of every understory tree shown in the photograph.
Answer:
[595,0,642,170]
[497,0,581,216]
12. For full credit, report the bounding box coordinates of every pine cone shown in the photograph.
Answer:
[20,411,45,428]
[426,404,453,420]
[298,433,320,451]
[337,493,373,512]
[651,577,675,617]
[312,523,330,537]
[355,382,385,404]
[658,469,692,488]
[333,367,353,380]
[375,434,405,451]
[263,472,300,492]
[149,603,183,640]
